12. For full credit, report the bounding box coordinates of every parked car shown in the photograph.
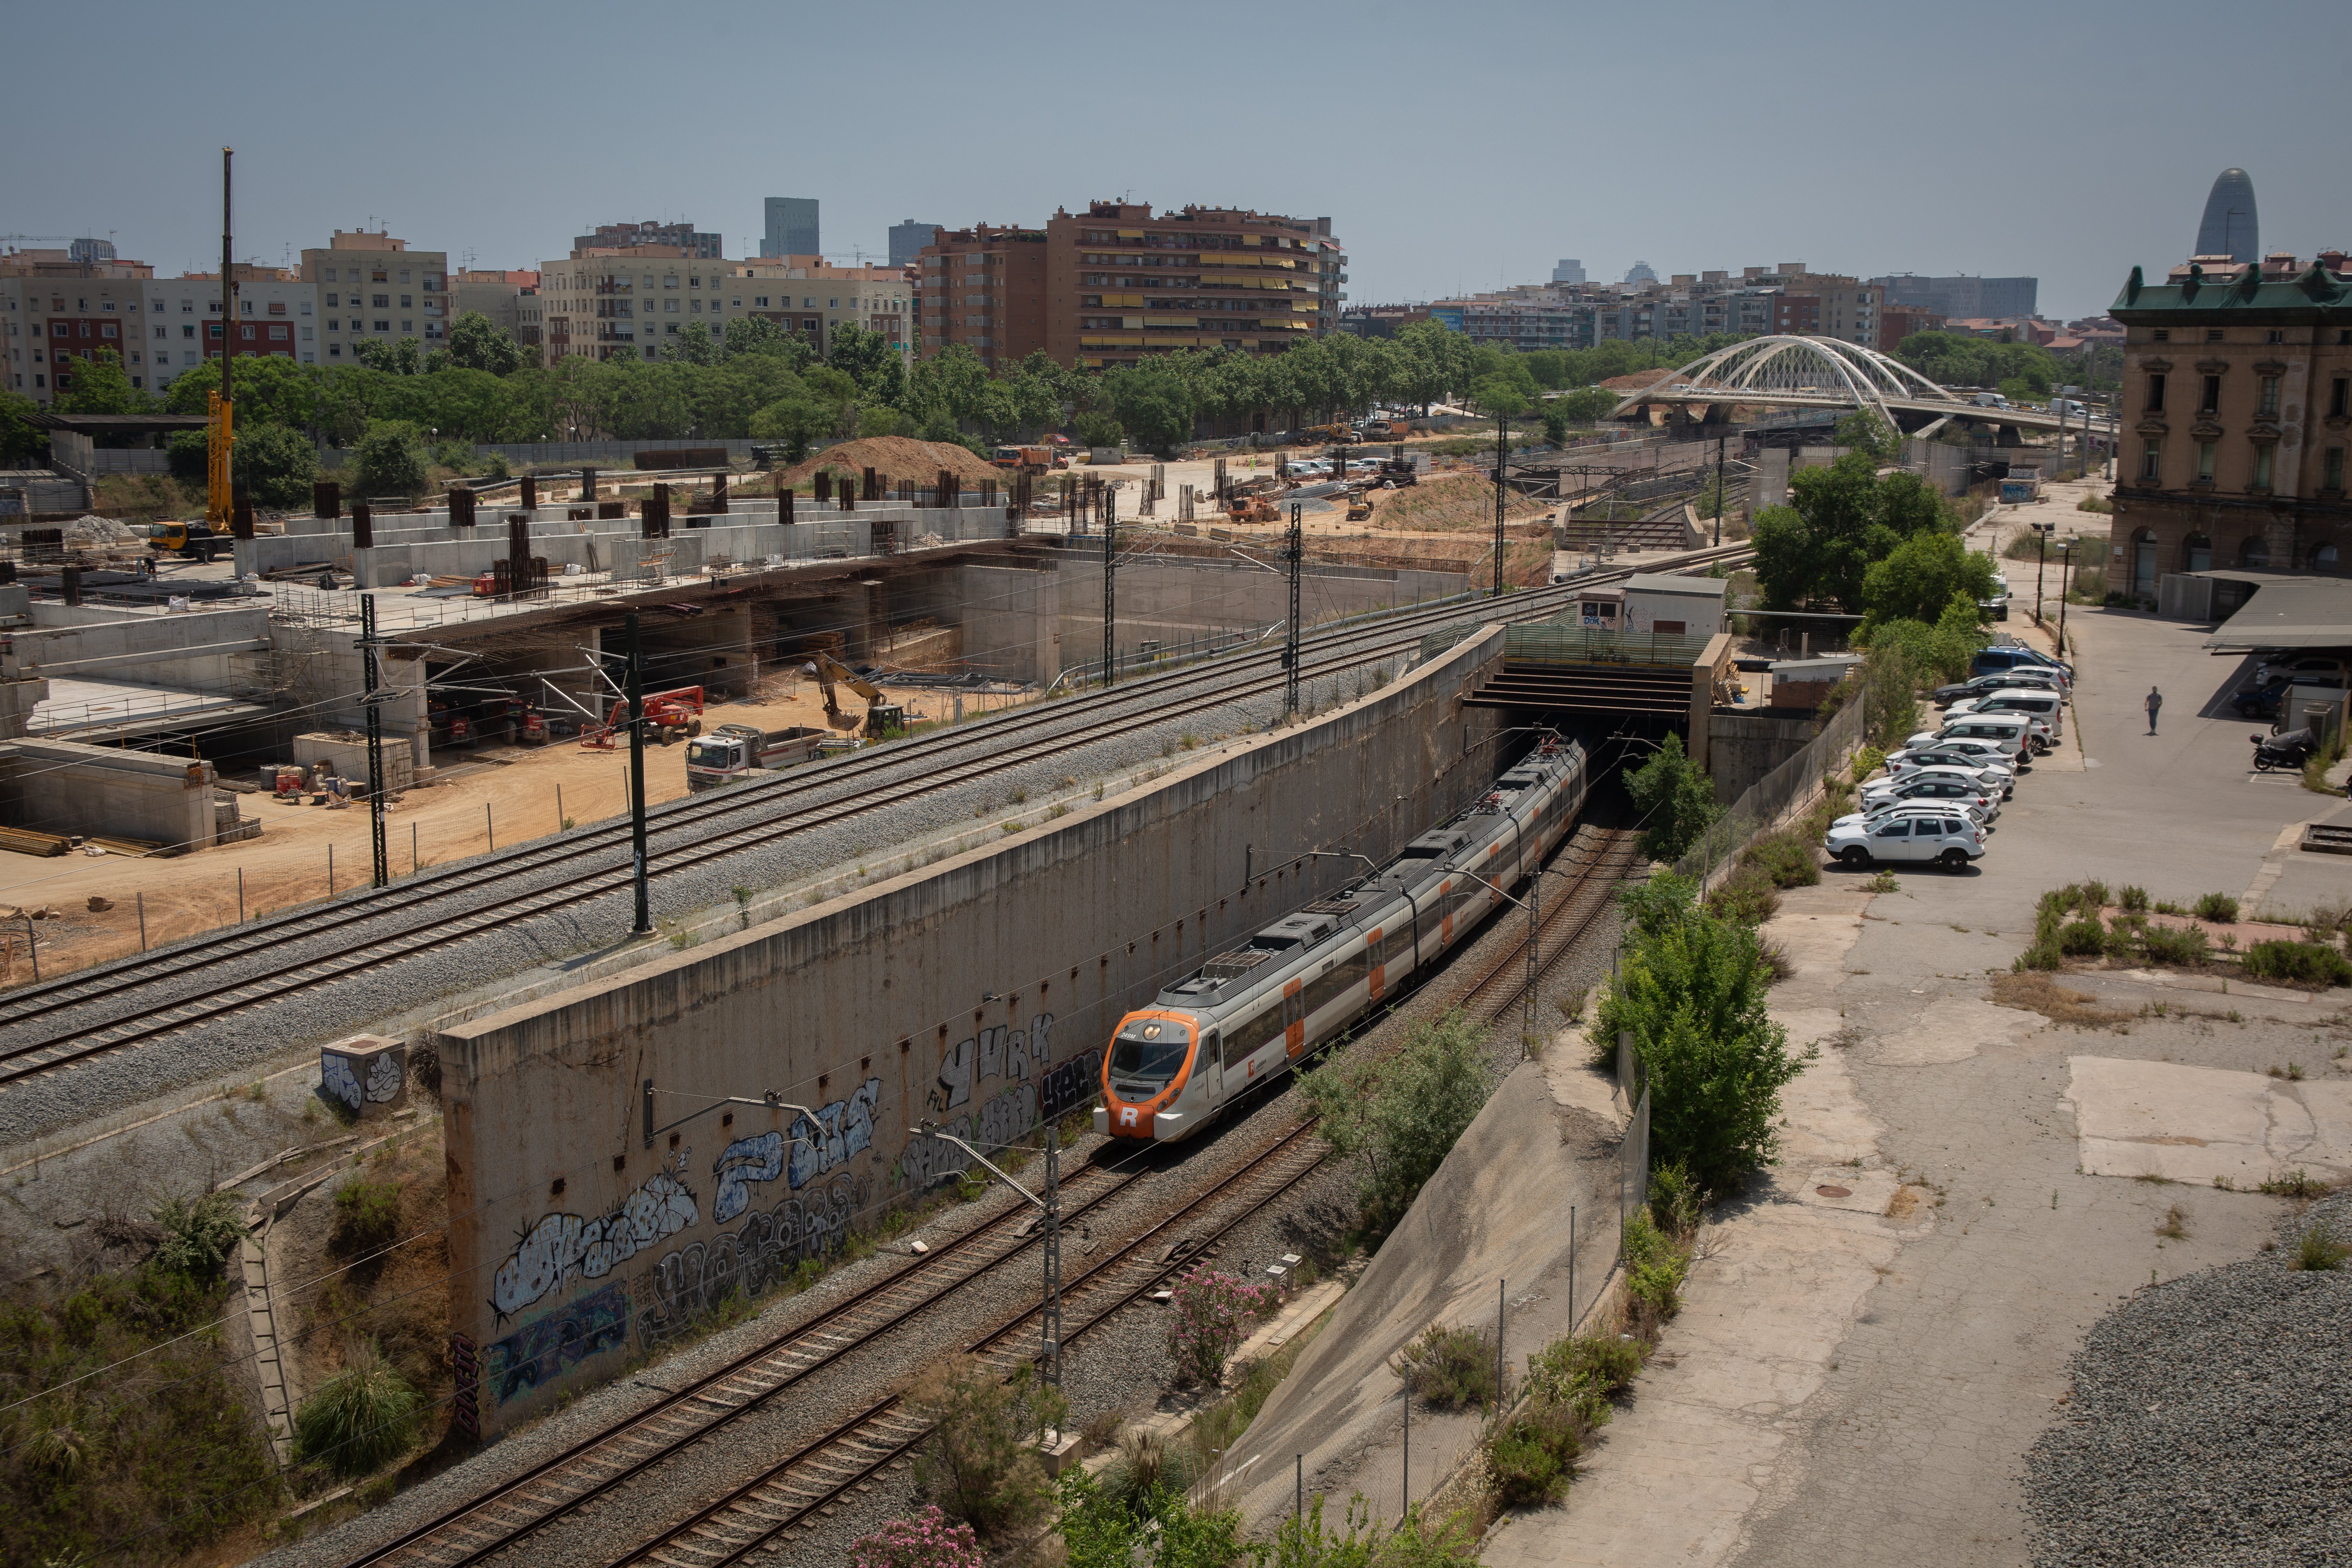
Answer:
[1907,714,2037,758]
[1885,750,2015,794]
[1860,772,2002,820]
[2253,653,2347,687]
[2231,672,2339,720]
[1833,797,1992,834]
[1890,735,2026,775]
[1825,812,1986,871]
[1931,669,2062,707]
[1946,687,2064,745]
[1972,645,2072,682]
[1981,572,2012,622]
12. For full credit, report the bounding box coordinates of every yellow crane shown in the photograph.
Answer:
[207,149,236,536]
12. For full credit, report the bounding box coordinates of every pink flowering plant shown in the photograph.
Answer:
[1166,1264,1276,1387]
[850,1505,985,1568]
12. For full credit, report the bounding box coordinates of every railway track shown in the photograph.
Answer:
[326,819,1638,1568]
[0,544,1744,1083]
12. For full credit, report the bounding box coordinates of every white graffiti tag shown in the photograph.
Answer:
[364,1052,404,1102]
[491,1153,699,1322]
[786,1078,882,1189]
[712,1132,784,1224]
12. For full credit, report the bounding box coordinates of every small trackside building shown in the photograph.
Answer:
[1621,572,1730,636]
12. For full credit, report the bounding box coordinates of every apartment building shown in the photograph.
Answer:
[920,224,1049,368]
[450,269,541,343]
[154,269,318,390]
[538,250,912,363]
[2,258,319,401]
[577,221,720,260]
[1049,201,1343,369]
[297,231,451,362]
[1430,287,1594,351]
[2109,255,2352,594]
[1,251,151,401]
[1872,274,2038,323]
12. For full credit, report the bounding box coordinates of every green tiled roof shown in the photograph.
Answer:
[2111,261,2351,321]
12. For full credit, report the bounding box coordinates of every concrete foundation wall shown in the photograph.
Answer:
[1708,708,1823,803]
[0,738,218,848]
[6,603,271,695]
[958,565,1061,684]
[1052,557,1465,655]
[434,627,1510,1433]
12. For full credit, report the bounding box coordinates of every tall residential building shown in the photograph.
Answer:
[1551,259,1587,285]
[297,230,450,362]
[537,251,909,364]
[575,221,721,260]
[2193,168,2260,266]
[1872,274,2039,322]
[763,198,819,260]
[450,270,541,344]
[2107,252,2352,596]
[921,199,1343,371]
[1772,273,1881,350]
[5,263,315,402]
[67,238,116,264]
[888,220,940,268]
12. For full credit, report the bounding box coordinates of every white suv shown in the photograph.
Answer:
[1825,811,1986,872]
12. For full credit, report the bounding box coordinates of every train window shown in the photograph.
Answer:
[1225,1004,1282,1067]
[1305,951,1370,1013]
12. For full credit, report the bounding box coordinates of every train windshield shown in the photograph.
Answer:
[1108,1020,1188,1083]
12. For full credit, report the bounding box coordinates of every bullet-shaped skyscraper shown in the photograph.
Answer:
[2193,169,2259,265]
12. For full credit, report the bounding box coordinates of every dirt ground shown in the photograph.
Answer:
[0,675,1038,977]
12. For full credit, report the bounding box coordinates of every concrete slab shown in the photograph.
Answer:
[2063,1055,2352,1185]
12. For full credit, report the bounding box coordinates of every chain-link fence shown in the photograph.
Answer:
[1674,687,1867,892]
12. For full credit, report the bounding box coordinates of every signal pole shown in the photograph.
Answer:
[360,594,389,888]
[1492,412,1509,597]
[1284,502,1304,720]
[626,612,651,934]
[1101,486,1117,687]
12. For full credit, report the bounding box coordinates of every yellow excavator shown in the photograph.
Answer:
[812,650,904,736]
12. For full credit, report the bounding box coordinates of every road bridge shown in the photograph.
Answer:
[1610,334,2091,439]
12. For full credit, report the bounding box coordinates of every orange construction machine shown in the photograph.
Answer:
[580,685,706,748]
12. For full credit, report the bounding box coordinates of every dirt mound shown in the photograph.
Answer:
[779,438,998,490]
[1370,474,1549,533]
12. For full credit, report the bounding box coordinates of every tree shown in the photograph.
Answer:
[162,355,323,431]
[1623,732,1721,865]
[51,347,146,414]
[1595,874,1807,1193]
[907,1357,1065,1537]
[1834,410,1901,463]
[1297,1009,1490,1233]
[232,424,320,510]
[1553,386,1619,423]
[662,321,724,366]
[0,387,45,465]
[1860,530,1997,630]
[826,321,899,399]
[352,420,428,498]
[354,337,423,376]
[1472,372,1534,424]
[1104,360,1195,455]
[1074,411,1125,449]
[748,395,829,462]
[723,314,813,371]
[1750,451,1955,612]
[445,311,527,376]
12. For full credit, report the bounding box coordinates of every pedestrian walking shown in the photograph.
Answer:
[2146,685,2163,735]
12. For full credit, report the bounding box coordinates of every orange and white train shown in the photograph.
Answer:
[1095,735,1589,1144]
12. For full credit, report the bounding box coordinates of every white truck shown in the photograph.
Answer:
[684,724,833,791]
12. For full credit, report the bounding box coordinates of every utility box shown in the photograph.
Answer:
[321,1034,408,1118]
[294,731,415,796]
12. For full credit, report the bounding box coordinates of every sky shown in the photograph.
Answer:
[10,0,2346,325]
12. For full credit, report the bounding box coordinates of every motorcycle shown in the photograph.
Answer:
[2252,727,2320,772]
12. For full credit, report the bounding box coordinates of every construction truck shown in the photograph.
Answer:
[684,723,833,791]
[811,651,905,736]
[991,445,1066,474]
[146,520,234,560]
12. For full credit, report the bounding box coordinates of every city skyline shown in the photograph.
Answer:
[6,0,2341,323]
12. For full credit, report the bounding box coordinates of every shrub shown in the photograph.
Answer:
[2138,923,2210,966]
[1251,1493,1469,1568]
[1851,746,1886,785]
[1060,1467,1242,1568]
[2118,885,2150,913]
[2078,879,2110,910]
[2241,940,2352,988]
[1392,1322,1498,1410]
[908,1357,1066,1536]
[2192,892,2240,923]
[149,1192,248,1282]
[1705,868,1780,925]
[1622,1211,1689,1320]
[1743,829,1822,891]
[1649,1159,1705,1234]
[353,420,429,499]
[1524,1333,1645,1414]
[1484,1396,1583,1505]
[2056,919,2108,958]
[1595,876,1807,1193]
[852,1505,985,1568]
[1624,732,1721,864]
[1166,1265,1274,1388]
[1299,1009,1491,1233]
[2291,1226,2349,1271]
[329,1178,403,1258]
[292,1343,421,1476]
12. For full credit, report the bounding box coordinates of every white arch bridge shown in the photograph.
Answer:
[1608,335,2080,436]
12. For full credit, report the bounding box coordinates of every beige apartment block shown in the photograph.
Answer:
[300,230,451,362]
[538,251,911,364]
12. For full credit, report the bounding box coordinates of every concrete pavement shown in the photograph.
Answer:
[1479,601,2352,1567]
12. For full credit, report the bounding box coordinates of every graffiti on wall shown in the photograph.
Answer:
[786,1077,882,1191]
[633,1174,870,1352]
[321,1043,404,1112]
[1039,1044,1104,1121]
[711,1132,784,1225]
[929,1014,1054,1114]
[449,1334,480,1436]
[490,1150,699,1323]
[483,1281,629,1406]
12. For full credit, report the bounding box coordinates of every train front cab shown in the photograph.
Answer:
[1094,1009,1213,1142]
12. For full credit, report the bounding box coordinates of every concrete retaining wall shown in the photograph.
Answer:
[1708,709,1823,804]
[0,738,218,848]
[434,627,1510,1434]
[5,603,271,695]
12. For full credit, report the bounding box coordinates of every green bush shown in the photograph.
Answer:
[1705,868,1779,925]
[2193,892,2240,923]
[292,1344,421,1476]
[1648,1159,1705,1233]
[1851,745,1886,785]
[2138,923,2210,966]
[2056,919,2108,958]
[1524,1333,1645,1413]
[2118,885,2150,913]
[2241,940,2352,988]
[149,1192,248,1282]
[1622,1211,1689,1320]
[1484,1396,1583,1505]
[1299,1009,1491,1234]
[330,1178,403,1258]
[1624,733,1721,864]
[909,1357,1067,1537]
[353,420,429,499]
[1392,1323,1498,1410]
[2078,879,2110,910]
[1594,876,1807,1193]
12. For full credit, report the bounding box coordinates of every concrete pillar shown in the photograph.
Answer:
[233,538,258,580]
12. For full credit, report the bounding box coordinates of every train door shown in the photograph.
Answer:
[1203,1030,1221,1102]
[1367,927,1386,1001]
[1283,979,1306,1056]
[1439,879,1455,946]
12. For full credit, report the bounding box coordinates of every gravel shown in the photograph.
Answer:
[2023,1192,2352,1568]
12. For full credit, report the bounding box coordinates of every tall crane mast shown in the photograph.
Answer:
[207,148,236,531]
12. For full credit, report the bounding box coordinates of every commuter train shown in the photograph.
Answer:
[1095,734,1589,1144]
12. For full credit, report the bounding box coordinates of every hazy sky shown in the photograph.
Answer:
[12,0,2345,323]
